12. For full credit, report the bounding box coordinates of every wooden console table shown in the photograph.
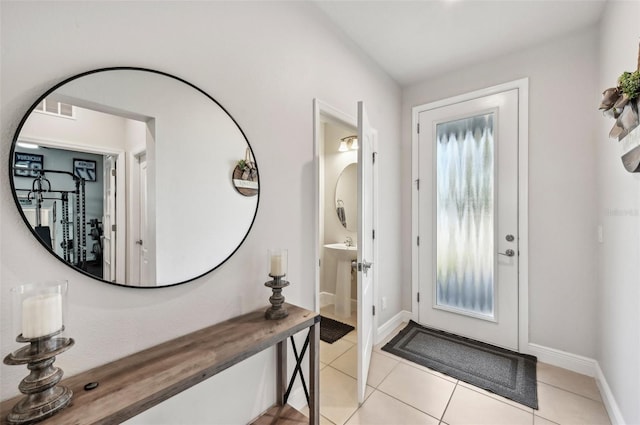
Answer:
[0,303,320,425]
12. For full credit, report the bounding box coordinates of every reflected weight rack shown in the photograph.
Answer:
[13,169,87,270]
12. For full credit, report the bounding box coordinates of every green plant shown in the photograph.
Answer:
[237,159,248,170]
[618,70,640,100]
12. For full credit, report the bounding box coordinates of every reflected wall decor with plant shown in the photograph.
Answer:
[599,43,640,172]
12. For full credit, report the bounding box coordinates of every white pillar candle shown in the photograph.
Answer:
[22,293,63,338]
[270,255,283,276]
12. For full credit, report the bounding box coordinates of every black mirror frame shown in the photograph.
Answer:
[8,67,260,288]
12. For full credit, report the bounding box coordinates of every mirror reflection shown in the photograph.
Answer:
[334,163,357,232]
[11,68,259,287]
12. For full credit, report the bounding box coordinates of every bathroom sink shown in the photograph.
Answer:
[324,243,358,318]
[324,243,357,260]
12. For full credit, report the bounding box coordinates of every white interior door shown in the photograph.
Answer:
[417,89,519,350]
[357,101,375,404]
[138,154,151,286]
[103,155,117,282]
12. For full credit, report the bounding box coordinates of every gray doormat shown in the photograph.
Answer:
[382,321,538,409]
[320,316,355,344]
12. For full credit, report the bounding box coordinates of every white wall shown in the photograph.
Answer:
[402,28,600,358]
[0,2,402,423]
[596,2,640,423]
[20,106,128,150]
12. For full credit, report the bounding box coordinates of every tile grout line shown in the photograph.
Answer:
[536,380,606,404]
[458,382,535,413]
[327,343,356,370]
[341,388,368,425]
[320,413,337,425]
[325,364,352,380]
[318,365,361,425]
[374,384,449,423]
[439,380,459,423]
[373,356,402,389]
[322,342,355,367]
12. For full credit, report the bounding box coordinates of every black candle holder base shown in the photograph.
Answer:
[7,385,72,425]
[4,331,74,425]
[265,274,290,320]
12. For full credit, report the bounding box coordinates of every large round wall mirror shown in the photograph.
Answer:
[334,163,357,232]
[9,68,259,288]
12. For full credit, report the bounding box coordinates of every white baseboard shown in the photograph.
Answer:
[527,343,597,377]
[319,292,333,308]
[595,363,626,425]
[375,310,411,345]
[319,292,356,312]
[527,343,625,425]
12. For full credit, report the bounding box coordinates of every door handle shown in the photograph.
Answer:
[358,261,373,275]
[498,249,515,257]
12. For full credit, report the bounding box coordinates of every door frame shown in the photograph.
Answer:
[312,98,379,338]
[411,78,530,351]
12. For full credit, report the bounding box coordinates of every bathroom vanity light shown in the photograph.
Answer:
[265,249,289,320]
[339,135,358,151]
[4,281,74,424]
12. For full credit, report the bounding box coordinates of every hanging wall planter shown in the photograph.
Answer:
[232,148,259,197]
[621,126,640,173]
[599,42,640,172]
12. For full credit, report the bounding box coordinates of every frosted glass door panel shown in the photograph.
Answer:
[436,114,495,318]
[417,87,520,350]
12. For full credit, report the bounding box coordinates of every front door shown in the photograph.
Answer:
[417,89,519,350]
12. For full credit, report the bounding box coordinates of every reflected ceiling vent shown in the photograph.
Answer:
[34,99,75,119]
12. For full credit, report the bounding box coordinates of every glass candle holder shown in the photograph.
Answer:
[268,249,288,277]
[10,280,68,351]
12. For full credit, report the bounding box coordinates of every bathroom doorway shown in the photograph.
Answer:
[313,99,378,405]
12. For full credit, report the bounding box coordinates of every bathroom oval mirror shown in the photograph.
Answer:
[9,67,259,287]
[334,163,357,232]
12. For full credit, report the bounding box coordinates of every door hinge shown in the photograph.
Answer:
[112,224,117,232]
[417,292,420,303]
[417,123,420,134]
[372,305,376,316]
[417,236,420,246]
[372,152,377,164]
[111,169,116,177]
[416,179,420,190]
[372,229,376,239]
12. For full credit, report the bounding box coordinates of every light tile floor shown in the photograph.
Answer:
[305,305,611,425]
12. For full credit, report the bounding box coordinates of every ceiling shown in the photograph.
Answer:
[313,0,607,86]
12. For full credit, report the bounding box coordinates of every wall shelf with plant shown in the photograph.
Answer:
[599,42,640,173]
